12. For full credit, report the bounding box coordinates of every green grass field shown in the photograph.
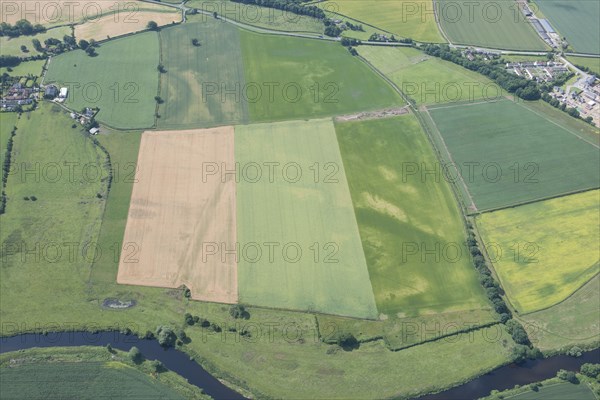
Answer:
[359,46,494,105]
[0,27,71,56]
[535,0,599,54]
[568,56,600,75]
[317,308,497,349]
[494,381,596,400]
[321,0,444,42]
[240,32,404,122]
[437,0,547,50]
[0,347,208,399]
[88,129,141,287]
[157,18,249,129]
[44,32,159,129]
[0,60,45,76]
[478,190,600,314]
[187,0,324,33]
[427,99,600,212]
[0,103,107,318]
[335,115,488,317]
[235,119,377,318]
[519,274,600,352]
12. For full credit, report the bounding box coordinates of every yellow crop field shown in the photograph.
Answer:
[478,190,600,314]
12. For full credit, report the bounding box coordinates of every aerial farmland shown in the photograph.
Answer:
[0,0,598,399]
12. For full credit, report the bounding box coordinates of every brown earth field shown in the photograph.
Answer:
[0,1,166,27]
[117,127,238,304]
[75,7,181,42]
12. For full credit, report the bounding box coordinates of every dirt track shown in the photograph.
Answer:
[117,127,238,303]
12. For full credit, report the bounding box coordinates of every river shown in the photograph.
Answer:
[1,331,598,399]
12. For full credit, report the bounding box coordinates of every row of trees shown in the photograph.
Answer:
[0,20,45,38]
[368,33,413,44]
[420,44,594,125]
[0,126,18,215]
[465,226,540,362]
[228,0,326,20]
[422,44,541,101]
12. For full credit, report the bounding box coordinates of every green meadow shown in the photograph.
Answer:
[359,45,494,105]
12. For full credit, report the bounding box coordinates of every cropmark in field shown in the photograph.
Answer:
[157,17,249,129]
[335,115,488,317]
[117,127,238,304]
[426,99,600,213]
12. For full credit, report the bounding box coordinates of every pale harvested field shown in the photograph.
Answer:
[0,1,172,27]
[117,127,238,304]
[75,8,180,42]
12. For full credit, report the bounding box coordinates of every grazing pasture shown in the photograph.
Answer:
[235,119,377,318]
[0,59,45,76]
[427,99,600,212]
[335,115,488,317]
[187,0,324,33]
[478,190,600,314]
[117,128,238,304]
[535,0,600,54]
[0,103,107,320]
[359,45,494,105]
[568,56,600,75]
[157,18,249,129]
[436,0,547,50]
[240,32,404,123]
[44,31,159,129]
[519,275,600,352]
[321,0,444,42]
[0,26,71,56]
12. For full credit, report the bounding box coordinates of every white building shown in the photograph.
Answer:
[59,87,68,98]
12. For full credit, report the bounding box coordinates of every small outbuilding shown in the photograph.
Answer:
[89,127,100,135]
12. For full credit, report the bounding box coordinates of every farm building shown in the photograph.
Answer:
[44,85,58,99]
[59,87,68,98]
[89,127,100,135]
[539,19,555,33]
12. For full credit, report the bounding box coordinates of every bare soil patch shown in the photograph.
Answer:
[117,127,238,303]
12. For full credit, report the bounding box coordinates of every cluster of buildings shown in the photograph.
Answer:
[506,60,569,82]
[69,107,99,134]
[1,82,36,110]
[463,48,501,61]
[552,75,599,125]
